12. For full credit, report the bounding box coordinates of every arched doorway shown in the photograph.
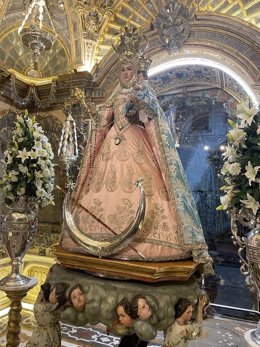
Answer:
[148,59,257,311]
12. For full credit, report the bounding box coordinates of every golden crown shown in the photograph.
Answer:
[111,26,148,61]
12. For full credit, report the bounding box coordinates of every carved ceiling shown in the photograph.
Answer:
[0,0,259,81]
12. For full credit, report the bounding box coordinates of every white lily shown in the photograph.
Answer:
[38,148,48,157]
[6,153,13,164]
[220,193,234,210]
[17,137,25,143]
[14,126,23,137]
[16,115,24,123]
[49,167,55,176]
[222,145,238,163]
[33,140,43,150]
[42,167,50,177]
[37,158,47,167]
[241,193,260,215]
[244,161,260,186]
[44,182,54,193]
[43,142,52,151]
[221,162,230,175]
[41,195,55,207]
[28,150,38,160]
[236,104,258,127]
[35,178,43,189]
[18,164,28,174]
[33,130,42,139]
[228,128,246,146]
[36,188,46,198]
[33,123,43,132]
[27,117,35,132]
[40,135,48,143]
[17,148,29,163]
[35,170,44,178]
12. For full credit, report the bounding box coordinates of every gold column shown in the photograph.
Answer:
[0,278,37,347]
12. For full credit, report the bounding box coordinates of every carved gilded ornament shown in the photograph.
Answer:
[76,0,114,42]
[154,0,194,50]
[10,75,57,108]
[23,263,52,304]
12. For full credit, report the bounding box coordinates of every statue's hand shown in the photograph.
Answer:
[198,293,208,307]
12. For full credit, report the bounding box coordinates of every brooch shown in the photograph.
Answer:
[114,134,125,145]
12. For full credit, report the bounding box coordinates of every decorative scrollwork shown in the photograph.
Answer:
[32,79,57,108]
[10,75,33,107]
[231,208,260,312]
[154,0,194,50]
[76,0,114,43]
[230,209,249,276]
[10,75,56,108]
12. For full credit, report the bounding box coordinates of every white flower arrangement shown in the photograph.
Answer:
[0,111,55,208]
[217,103,260,216]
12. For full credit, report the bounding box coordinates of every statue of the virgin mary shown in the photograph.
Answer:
[61,27,213,274]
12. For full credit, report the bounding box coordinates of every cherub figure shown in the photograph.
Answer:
[130,294,158,341]
[127,67,158,125]
[26,282,68,347]
[131,294,152,321]
[69,284,86,312]
[114,298,148,347]
[164,294,207,347]
[134,70,148,90]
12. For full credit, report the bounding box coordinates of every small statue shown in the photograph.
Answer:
[163,294,207,347]
[25,282,68,347]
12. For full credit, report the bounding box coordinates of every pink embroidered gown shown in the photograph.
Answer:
[61,86,211,268]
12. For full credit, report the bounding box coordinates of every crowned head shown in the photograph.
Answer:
[119,61,136,88]
[137,55,152,80]
[112,26,151,88]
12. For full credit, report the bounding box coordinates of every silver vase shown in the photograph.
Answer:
[231,208,260,345]
[0,196,39,288]
[246,227,260,345]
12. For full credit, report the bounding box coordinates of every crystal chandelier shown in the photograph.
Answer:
[18,0,57,71]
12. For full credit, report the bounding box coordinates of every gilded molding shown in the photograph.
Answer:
[0,0,259,79]
[22,254,56,304]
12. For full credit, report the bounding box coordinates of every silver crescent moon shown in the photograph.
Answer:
[63,180,146,257]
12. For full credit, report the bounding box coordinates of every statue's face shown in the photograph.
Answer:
[117,305,134,327]
[137,72,145,82]
[70,287,85,311]
[137,298,152,320]
[121,63,135,82]
[181,305,193,323]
